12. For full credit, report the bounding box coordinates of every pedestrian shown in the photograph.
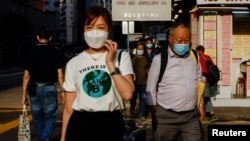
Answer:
[60,6,135,141]
[21,26,66,141]
[143,36,160,118]
[145,22,206,141]
[196,45,217,121]
[144,36,160,67]
[130,41,149,121]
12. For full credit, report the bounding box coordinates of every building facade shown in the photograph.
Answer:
[191,0,250,106]
[0,0,63,66]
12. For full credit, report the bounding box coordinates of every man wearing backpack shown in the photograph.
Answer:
[196,45,218,121]
[145,22,205,141]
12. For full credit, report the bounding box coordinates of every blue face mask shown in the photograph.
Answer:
[173,44,190,56]
[146,44,153,48]
[136,50,144,56]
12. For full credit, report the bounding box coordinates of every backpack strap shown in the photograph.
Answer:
[118,50,123,67]
[157,49,168,91]
[190,49,198,66]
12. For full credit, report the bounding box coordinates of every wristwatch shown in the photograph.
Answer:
[110,67,121,76]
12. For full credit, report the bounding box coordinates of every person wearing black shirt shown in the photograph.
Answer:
[21,26,65,141]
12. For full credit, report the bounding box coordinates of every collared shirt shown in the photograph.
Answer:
[146,47,205,112]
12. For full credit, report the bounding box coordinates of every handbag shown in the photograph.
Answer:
[18,105,31,141]
[117,51,146,141]
[121,102,146,141]
[123,117,146,141]
[197,81,205,106]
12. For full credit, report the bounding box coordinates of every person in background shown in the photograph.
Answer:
[145,22,205,141]
[196,45,216,121]
[130,41,149,121]
[60,6,134,141]
[144,36,159,67]
[143,36,160,119]
[21,26,65,141]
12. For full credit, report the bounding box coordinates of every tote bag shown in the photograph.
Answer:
[18,105,31,141]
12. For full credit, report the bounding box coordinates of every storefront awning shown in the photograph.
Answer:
[190,6,249,13]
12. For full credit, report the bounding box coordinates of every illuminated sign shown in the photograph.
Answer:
[197,0,250,5]
[112,0,171,21]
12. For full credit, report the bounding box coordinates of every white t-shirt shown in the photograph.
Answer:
[63,50,134,112]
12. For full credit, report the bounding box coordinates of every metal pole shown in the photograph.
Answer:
[127,21,130,53]
[103,0,106,8]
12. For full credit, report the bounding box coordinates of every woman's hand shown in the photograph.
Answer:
[104,39,118,66]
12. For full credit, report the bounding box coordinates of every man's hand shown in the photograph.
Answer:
[150,105,157,113]
[198,105,205,121]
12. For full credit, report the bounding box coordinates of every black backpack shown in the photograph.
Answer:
[205,60,220,86]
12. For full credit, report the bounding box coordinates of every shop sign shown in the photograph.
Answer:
[156,33,167,41]
[197,0,250,5]
[112,0,171,21]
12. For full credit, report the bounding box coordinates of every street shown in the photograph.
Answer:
[0,86,63,141]
[0,86,154,141]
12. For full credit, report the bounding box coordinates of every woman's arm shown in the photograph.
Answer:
[110,73,134,100]
[60,92,76,141]
[105,40,135,100]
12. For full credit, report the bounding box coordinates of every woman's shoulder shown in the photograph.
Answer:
[67,51,85,64]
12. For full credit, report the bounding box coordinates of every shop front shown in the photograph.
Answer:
[191,0,250,106]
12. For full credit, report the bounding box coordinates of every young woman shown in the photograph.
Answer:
[60,6,135,141]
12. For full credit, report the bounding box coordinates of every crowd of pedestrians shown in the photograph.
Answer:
[20,5,218,141]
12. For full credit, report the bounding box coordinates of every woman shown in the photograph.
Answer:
[60,6,135,141]
[196,45,217,121]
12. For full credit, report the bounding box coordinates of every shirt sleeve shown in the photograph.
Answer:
[63,60,77,92]
[118,51,135,77]
[145,54,161,105]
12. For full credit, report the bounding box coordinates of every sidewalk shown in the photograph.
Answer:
[1,86,250,141]
[1,86,250,121]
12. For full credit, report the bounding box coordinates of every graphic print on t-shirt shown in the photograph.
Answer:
[82,70,112,98]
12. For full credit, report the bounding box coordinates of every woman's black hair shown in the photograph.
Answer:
[82,6,112,30]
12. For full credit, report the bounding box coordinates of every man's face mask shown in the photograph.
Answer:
[146,43,153,48]
[173,44,190,56]
[84,30,108,49]
[136,50,144,56]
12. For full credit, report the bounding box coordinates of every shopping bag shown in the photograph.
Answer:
[197,81,205,106]
[18,105,31,141]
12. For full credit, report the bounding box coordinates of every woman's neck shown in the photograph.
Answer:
[87,47,107,54]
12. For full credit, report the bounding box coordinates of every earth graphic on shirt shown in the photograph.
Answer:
[82,70,112,98]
